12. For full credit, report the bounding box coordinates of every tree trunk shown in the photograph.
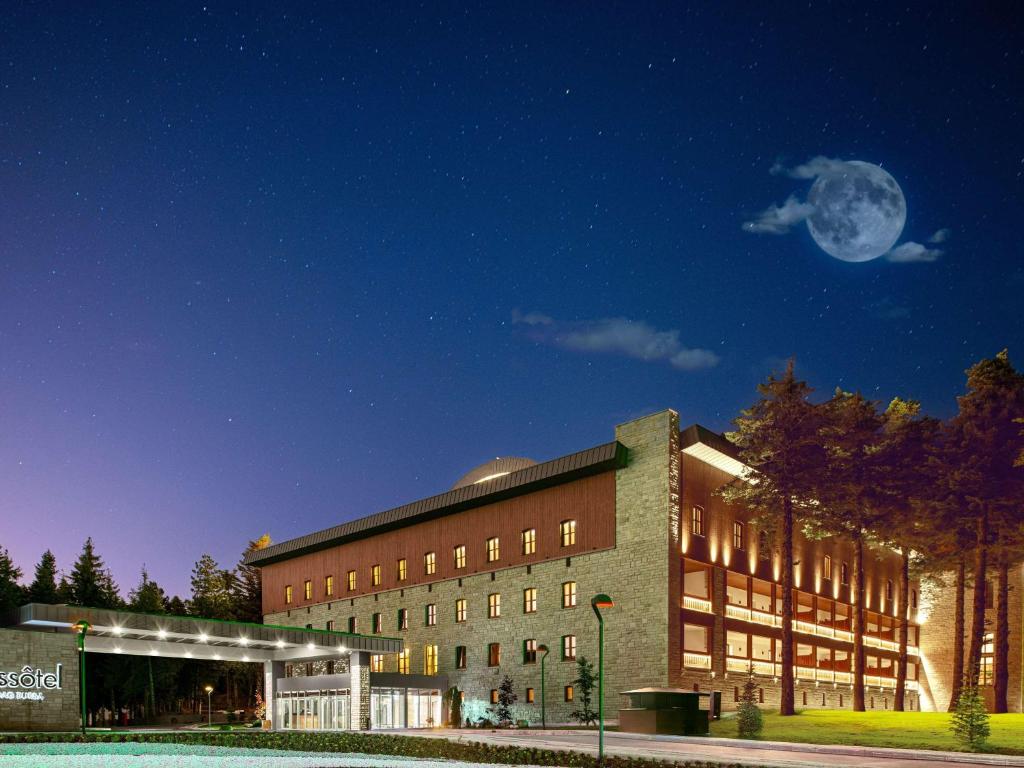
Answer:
[965,508,989,688]
[994,559,1010,713]
[895,548,910,711]
[780,494,795,716]
[852,531,866,711]
[948,557,966,711]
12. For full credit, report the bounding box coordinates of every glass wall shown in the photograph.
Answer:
[371,687,406,729]
[277,690,350,731]
[406,688,442,728]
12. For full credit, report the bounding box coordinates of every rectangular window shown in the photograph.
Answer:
[285,585,293,604]
[488,592,501,618]
[371,564,381,586]
[562,581,577,608]
[370,654,384,673]
[562,634,577,661]
[683,624,709,654]
[691,505,705,536]
[823,555,832,581]
[560,520,577,547]
[727,630,748,658]
[454,545,466,569]
[523,587,537,613]
[326,620,335,631]
[456,598,467,623]
[981,632,994,685]
[425,603,437,626]
[751,634,772,661]
[424,644,438,675]
[524,638,538,664]
[325,575,334,596]
[398,608,409,630]
[347,570,357,592]
[526,687,535,703]
[372,612,382,634]
[455,645,467,669]
[727,571,749,607]
[522,528,536,555]
[732,521,745,551]
[304,580,312,600]
[488,642,501,667]
[751,578,772,613]
[486,536,500,562]
[490,689,499,704]
[564,685,574,702]
[683,559,711,599]
[397,558,407,581]
[347,616,358,634]
[424,552,436,575]
[398,648,410,674]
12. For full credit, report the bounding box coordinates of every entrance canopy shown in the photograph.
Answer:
[3,603,402,663]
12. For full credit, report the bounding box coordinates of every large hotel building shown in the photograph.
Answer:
[245,410,1023,728]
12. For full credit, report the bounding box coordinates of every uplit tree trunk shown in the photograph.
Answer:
[780,494,795,716]
[994,559,1010,713]
[852,531,866,711]
[948,557,966,711]
[895,548,910,711]
[965,509,989,688]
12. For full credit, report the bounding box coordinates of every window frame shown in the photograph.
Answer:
[522,528,537,555]
[424,551,436,575]
[560,519,577,547]
[488,592,501,618]
[523,587,537,614]
[562,581,578,609]
[691,505,705,537]
[454,545,466,569]
[486,536,500,563]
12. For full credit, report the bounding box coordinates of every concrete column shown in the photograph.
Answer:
[349,652,371,729]
[264,660,285,729]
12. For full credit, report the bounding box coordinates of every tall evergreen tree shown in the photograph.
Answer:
[717,360,826,716]
[68,537,121,608]
[0,547,25,614]
[234,534,271,624]
[190,554,234,619]
[129,568,167,613]
[26,550,60,604]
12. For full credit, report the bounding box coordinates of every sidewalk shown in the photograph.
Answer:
[394,728,1024,768]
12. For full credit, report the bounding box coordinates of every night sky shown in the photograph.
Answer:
[2,3,1021,598]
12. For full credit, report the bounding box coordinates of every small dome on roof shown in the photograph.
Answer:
[452,457,537,489]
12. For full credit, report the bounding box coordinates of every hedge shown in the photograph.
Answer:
[0,731,747,768]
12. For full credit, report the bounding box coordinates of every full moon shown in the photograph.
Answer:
[806,161,906,262]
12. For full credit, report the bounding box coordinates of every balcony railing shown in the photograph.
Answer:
[721,658,916,689]
[683,652,712,670]
[683,595,713,613]
[726,604,781,627]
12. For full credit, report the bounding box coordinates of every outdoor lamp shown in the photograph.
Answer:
[590,594,614,763]
[204,684,214,726]
[72,621,90,736]
[537,644,550,729]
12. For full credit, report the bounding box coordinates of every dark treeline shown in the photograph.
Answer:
[721,350,1024,716]
[0,535,270,725]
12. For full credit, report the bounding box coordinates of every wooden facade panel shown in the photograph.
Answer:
[262,471,617,615]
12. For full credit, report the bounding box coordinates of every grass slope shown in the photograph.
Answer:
[710,710,1024,755]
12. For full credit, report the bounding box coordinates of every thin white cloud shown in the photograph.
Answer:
[513,313,720,371]
[928,228,951,244]
[510,309,554,326]
[772,155,852,179]
[885,242,943,263]
[742,195,816,235]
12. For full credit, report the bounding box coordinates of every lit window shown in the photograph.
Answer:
[454,545,466,569]
[397,558,407,581]
[562,634,576,661]
[562,581,577,608]
[841,562,849,585]
[326,620,335,631]
[372,612,382,634]
[522,528,536,555]
[425,603,437,626]
[732,521,744,551]
[488,593,501,618]
[456,598,467,623]
[490,689,499,704]
[303,580,312,600]
[424,552,436,575]
[347,616,357,634]
[325,575,334,596]
[455,645,467,669]
[347,570,356,591]
[486,537,500,562]
[683,623,709,654]
[488,642,501,667]
[398,648,410,674]
[683,559,710,599]
[823,555,833,581]
[691,506,705,536]
[560,520,576,547]
[371,654,384,673]
[526,687,535,703]
[564,685,574,702]
[398,608,408,630]
[425,644,438,675]
[524,638,537,664]
[371,564,381,586]
[285,585,293,604]
[523,587,537,613]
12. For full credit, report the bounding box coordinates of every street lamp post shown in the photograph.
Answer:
[537,644,550,729]
[72,621,90,736]
[591,594,614,764]
[204,685,214,726]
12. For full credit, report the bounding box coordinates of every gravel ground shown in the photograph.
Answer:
[0,742,551,768]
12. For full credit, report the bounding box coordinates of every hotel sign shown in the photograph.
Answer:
[0,664,63,702]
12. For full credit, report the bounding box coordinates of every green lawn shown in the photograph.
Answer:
[710,710,1024,755]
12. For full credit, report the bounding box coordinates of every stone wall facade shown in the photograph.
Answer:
[0,629,80,731]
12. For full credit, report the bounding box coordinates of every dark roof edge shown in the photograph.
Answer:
[679,424,741,460]
[245,440,629,567]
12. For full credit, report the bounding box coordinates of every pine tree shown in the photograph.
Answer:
[0,547,25,613]
[190,554,234,619]
[951,685,990,751]
[68,538,121,608]
[129,568,167,613]
[26,550,60,604]
[717,360,826,716]
[569,656,599,726]
[487,675,517,727]
[233,534,271,624]
[736,669,763,739]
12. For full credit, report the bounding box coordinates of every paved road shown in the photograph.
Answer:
[394,728,1024,768]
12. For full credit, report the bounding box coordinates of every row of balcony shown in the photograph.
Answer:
[682,653,918,691]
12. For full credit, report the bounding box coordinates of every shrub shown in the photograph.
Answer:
[487,676,517,727]
[952,684,990,751]
[735,669,763,739]
[570,656,599,726]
